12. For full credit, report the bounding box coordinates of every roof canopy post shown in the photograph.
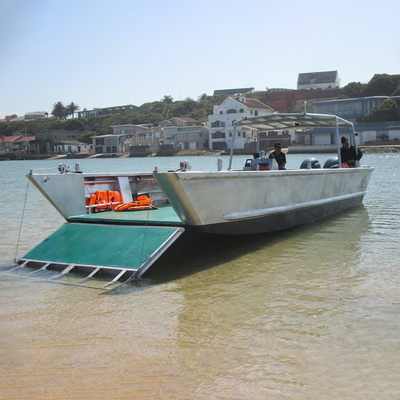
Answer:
[228,124,236,170]
[350,123,358,155]
[335,117,342,168]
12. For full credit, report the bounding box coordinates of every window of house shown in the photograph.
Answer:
[227,109,237,114]
[212,131,225,139]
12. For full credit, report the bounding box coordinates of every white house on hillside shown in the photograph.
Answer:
[208,95,273,150]
[24,111,49,121]
[297,71,340,90]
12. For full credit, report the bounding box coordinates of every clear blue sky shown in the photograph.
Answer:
[1,0,399,117]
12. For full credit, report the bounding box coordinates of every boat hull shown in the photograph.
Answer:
[154,167,374,235]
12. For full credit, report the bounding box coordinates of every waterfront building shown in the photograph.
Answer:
[91,134,129,155]
[0,135,35,155]
[35,129,82,154]
[162,124,208,150]
[109,124,162,154]
[208,94,274,150]
[314,96,400,123]
[54,141,91,154]
[159,117,207,150]
[309,96,400,145]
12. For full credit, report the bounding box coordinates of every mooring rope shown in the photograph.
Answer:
[14,177,30,265]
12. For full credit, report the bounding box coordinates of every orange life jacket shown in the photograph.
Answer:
[114,195,155,212]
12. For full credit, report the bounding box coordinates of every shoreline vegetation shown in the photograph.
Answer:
[1,144,399,161]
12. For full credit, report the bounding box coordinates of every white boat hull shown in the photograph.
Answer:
[154,167,373,235]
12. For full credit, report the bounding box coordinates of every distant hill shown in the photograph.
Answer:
[1,73,398,142]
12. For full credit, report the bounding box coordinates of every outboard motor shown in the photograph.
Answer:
[300,158,321,169]
[323,157,339,169]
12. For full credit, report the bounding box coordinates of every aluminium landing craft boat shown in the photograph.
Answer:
[154,112,373,234]
[14,112,373,282]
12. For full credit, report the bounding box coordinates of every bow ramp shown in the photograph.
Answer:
[17,206,184,285]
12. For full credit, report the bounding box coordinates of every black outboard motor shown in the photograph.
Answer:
[323,157,339,169]
[300,158,321,169]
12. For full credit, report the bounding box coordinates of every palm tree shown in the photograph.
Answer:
[66,102,80,118]
[52,101,67,119]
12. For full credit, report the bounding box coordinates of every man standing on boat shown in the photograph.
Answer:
[340,137,362,167]
[269,143,286,170]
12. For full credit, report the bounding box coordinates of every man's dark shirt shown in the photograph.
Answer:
[340,145,362,165]
[269,151,286,168]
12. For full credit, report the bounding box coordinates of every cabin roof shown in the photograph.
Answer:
[235,112,353,131]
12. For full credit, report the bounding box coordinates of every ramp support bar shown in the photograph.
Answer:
[104,269,130,287]
[130,227,185,281]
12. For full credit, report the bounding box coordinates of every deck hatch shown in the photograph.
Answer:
[22,223,184,278]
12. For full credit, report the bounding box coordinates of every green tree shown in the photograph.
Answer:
[79,131,97,144]
[66,102,80,118]
[392,82,400,96]
[52,101,67,119]
[361,74,397,97]
[64,118,84,131]
[371,99,399,121]
[162,95,174,118]
[341,82,366,98]
[359,99,399,122]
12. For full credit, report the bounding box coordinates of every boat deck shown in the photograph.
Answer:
[19,205,185,284]
[69,204,183,226]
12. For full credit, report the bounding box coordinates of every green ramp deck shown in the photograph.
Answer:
[21,222,184,279]
[69,204,183,226]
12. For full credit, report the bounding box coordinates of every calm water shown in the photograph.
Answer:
[0,153,399,399]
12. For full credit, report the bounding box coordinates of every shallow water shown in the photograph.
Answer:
[0,153,399,399]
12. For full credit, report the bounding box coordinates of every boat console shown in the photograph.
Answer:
[243,151,279,171]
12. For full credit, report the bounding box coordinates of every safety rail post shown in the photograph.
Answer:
[335,117,342,168]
